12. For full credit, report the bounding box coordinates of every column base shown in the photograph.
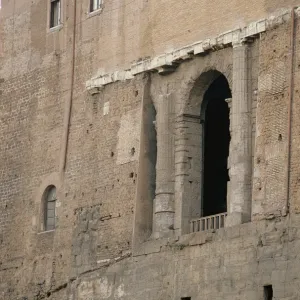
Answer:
[151,229,175,240]
[225,212,251,227]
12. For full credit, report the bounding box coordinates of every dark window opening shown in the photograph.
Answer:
[90,0,102,12]
[202,74,231,217]
[44,185,57,231]
[181,298,191,300]
[264,285,273,300]
[50,0,61,28]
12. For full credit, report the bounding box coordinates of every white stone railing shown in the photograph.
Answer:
[190,212,227,233]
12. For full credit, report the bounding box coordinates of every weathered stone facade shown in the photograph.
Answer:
[1,1,300,299]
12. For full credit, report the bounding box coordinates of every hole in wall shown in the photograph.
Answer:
[130,147,135,156]
[264,285,273,300]
[111,151,114,157]
[129,172,134,178]
[278,134,282,141]
[135,90,139,97]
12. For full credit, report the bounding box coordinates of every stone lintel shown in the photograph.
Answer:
[86,8,297,93]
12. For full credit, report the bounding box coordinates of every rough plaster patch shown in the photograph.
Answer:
[258,62,287,94]
[103,101,110,115]
[114,283,125,298]
[116,108,141,165]
[94,277,113,298]
[78,281,93,300]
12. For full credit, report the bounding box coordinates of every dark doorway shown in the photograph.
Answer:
[202,74,231,217]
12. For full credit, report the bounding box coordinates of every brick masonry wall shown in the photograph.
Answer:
[252,17,300,219]
[1,1,299,77]
[0,1,300,300]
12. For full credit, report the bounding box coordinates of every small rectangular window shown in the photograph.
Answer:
[264,285,273,300]
[50,0,61,28]
[90,0,102,12]
[181,297,191,300]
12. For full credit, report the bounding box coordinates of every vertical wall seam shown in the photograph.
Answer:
[285,7,296,215]
[59,0,77,175]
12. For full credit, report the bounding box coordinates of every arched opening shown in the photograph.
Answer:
[201,74,231,217]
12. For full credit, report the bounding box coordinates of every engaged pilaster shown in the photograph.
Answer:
[226,42,252,226]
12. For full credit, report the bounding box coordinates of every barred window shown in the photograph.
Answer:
[90,0,102,12]
[50,0,61,28]
[44,186,57,231]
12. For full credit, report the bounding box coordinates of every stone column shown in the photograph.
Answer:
[226,42,252,226]
[152,93,175,238]
[174,114,202,236]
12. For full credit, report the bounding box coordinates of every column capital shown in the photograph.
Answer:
[232,37,254,48]
[225,98,232,108]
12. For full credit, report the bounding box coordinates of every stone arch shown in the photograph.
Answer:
[174,69,232,234]
[186,69,232,115]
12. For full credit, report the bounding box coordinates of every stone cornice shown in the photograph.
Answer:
[86,7,299,95]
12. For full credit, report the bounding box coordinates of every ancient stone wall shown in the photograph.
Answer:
[71,216,300,300]
[0,1,300,300]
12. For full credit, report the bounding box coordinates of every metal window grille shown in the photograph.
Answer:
[45,186,57,231]
[50,0,61,28]
[90,0,102,12]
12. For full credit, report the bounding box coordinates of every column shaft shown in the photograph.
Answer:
[226,43,252,226]
[153,93,175,238]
